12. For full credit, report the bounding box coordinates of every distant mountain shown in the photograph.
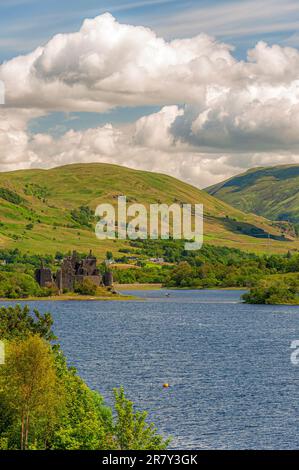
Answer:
[0,163,296,256]
[206,165,299,228]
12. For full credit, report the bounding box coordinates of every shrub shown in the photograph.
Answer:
[74,278,97,296]
[0,188,24,205]
[242,277,299,304]
[0,272,43,299]
[70,206,94,228]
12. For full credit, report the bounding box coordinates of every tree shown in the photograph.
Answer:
[166,261,195,288]
[0,336,60,449]
[112,387,170,450]
[70,206,94,228]
[0,304,55,341]
[242,277,299,304]
[0,272,43,299]
[52,368,112,450]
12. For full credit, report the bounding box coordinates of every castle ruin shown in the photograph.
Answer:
[35,251,113,292]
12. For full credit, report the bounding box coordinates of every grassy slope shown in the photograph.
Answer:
[206,164,299,224]
[0,163,298,257]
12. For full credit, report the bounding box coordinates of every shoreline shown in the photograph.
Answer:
[116,284,246,291]
[0,285,246,302]
[0,293,138,302]
[115,283,163,290]
[0,288,298,305]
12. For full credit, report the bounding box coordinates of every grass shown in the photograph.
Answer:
[0,291,137,302]
[115,283,163,290]
[0,162,299,258]
[206,164,299,225]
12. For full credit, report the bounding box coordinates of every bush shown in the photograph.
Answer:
[74,278,97,296]
[71,206,94,228]
[41,282,59,297]
[0,272,44,299]
[0,188,24,205]
[242,277,299,304]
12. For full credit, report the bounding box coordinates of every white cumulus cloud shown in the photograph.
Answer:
[1,13,299,187]
[0,13,238,112]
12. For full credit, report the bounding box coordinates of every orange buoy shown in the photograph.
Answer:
[163,383,170,388]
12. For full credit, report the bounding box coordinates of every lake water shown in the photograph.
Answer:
[1,289,299,449]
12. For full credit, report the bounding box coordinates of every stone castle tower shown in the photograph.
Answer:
[35,260,53,288]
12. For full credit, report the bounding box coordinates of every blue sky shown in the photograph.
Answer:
[1,0,299,62]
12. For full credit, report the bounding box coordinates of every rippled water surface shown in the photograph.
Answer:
[2,289,299,449]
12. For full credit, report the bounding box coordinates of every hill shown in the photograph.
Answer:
[0,163,297,257]
[206,165,299,230]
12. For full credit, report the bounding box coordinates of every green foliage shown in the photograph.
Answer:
[74,278,97,296]
[113,265,170,284]
[41,283,60,297]
[0,163,292,255]
[0,248,54,271]
[112,387,170,450]
[51,358,112,450]
[0,334,110,450]
[71,206,94,228]
[3,243,299,291]
[0,187,24,205]
[131,240,299,288]
[0,272,45,299]
[166,262,197,288]
[131,239,261,265]
[164,259,266,289]
[24,183,50,200]
[0,304,55,341]
[0,336,60,449]
[206,164,299,227]
[242,276,299,304]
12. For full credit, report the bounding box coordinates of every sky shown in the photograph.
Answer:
[1,0,299,187]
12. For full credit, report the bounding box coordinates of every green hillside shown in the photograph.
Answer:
[206,165,299,230]
[0,163,297,257]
